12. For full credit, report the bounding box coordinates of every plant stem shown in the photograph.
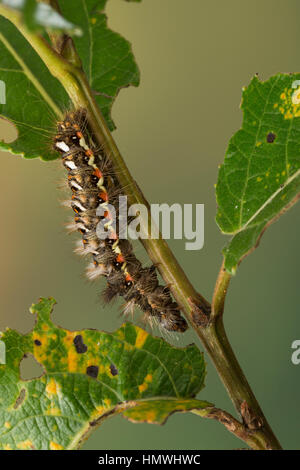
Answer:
[210,263,281,449]
[0,4,282,450]
[211,260,231,320]
[193,407,273,450]
[202,320,281,449]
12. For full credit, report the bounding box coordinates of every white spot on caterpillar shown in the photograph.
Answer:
[70,181,83,191]
[56,141,70,152]
[65,160,77,170]
[72,200,86,212]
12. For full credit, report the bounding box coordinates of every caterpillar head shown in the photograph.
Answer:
[53,110,88,154]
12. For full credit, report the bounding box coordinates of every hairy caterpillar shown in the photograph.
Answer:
[53,109,188,333]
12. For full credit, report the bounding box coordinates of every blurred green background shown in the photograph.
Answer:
[0,0,300,450]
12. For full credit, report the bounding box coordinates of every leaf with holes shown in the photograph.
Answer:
[216,74,300,274]
[0,0,139,160]
[0,298,209,450]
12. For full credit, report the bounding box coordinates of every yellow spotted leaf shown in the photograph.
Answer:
[216,74,300,273]
[0,298,209,450]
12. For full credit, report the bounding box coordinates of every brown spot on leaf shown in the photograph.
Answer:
[110,363,118,376]
[73,335,87,354]
[266,132,276,143]
[86,365,98,378]
[13,388,26,410]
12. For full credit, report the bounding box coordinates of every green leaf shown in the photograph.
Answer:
[0,0,81,34]
[216,74,300,274]
[0,15,69,160]
[0,298,208,450]
[123,398,210,425]
[59,0,140,130]
[0,0,140,160]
